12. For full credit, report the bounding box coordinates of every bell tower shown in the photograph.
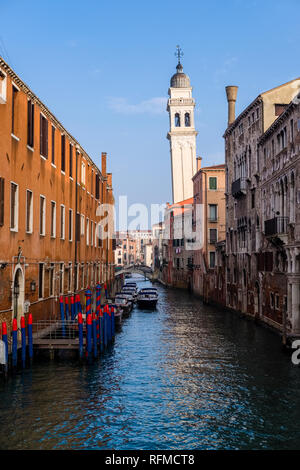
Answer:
[167,47,197,204]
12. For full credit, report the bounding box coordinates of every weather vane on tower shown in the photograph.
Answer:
[175,45,184,65]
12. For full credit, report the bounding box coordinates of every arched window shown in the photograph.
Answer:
[175,113,180,127]
[185,112,190,127]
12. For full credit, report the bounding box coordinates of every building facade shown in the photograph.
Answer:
[224,78,300,335]
[114,230,152,267]
[192,160,226,300]
[0,57,115,329]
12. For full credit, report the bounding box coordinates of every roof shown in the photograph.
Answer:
[201,164,225,170]
[166,197,193,216]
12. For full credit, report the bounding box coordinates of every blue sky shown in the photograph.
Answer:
[1,0,300,225]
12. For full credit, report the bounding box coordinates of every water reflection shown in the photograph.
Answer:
[0,274,300,449]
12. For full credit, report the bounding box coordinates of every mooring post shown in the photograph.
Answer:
[106,304,111,344]
[85,289,92,320]
[2,322,8,376]
[111,305,115,338]
[78,313,83,359]
[21,316,26,369]
[99,308,104,353]
[59,296,66,337]
[65,296,69,320]
[96,285,101,349]
[76,294,82,316]
[92,313,97,358]
[28,314,33,364]
[70,296,75,321]
[86,313,92,359]
[12,318,18,368]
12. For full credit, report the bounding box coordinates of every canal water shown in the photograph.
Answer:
[1,274,300,450]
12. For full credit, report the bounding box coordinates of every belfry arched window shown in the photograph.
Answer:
[185,112,190,127]
[175,113,180,127]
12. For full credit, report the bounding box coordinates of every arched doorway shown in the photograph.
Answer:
[12,266,25,327]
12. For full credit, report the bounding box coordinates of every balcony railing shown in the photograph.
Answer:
[232,177,247,198]
[264,216,289,236]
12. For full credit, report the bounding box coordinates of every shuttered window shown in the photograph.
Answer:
[40,114,48,158]
[0,178,4,226]
[69,144,73,177]
[61,135,65,172]
[51,126,55,164]
[75,213,80,241]
[27,100,34,148]
[95,174,100,199]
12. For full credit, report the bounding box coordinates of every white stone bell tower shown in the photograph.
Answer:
[167,48,197,204]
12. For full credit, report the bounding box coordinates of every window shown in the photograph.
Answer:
[60,205,65,239]
[251,189,255,209]
[86,218,89,245]
[95,173,100,199]
[38,263,44,299]
[80,214,85,236]
[270,292,274,308]
[81,263,84,288]
[175,113,180,127]
[209,177,217,190]
[59,263,64,294]
[94,222,97,247]
[50,201,56,237]
[209,228,217,244]
[39,195,46,235]
[74,263,79,291]
[90,220,93,246]
[61,135,65,172]
[69,209,73,241]
[51,126,55,164]
[275,293,280,310]
[69,144,73,177]
[98,223,102,247]
[209,204,217,221]
[11,85,18,135]
[75,212,80,241]
[185,112,190,127]
[49,263,54,296]
[10,182,18,231]
[0,177,4,226]
[81,161,86,185]
[40,114,48,158]
[27,100,34,148]
[68,262,72,292]
[290,119,294,143]
[26,190,33,233]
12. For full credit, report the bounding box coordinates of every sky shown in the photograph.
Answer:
[1,0,300,227]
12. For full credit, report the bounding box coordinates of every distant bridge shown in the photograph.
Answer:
[115,264,154,280]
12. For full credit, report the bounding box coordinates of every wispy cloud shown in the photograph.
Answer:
[107,97,168,115]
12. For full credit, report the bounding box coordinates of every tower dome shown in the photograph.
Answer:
[170,63,191,88]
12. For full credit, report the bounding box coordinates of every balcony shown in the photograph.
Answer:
[264,217,288,237]
[232,177,247,198]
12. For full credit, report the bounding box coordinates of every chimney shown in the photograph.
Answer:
[225,86,238,126]
[107,173,112,187]
[196,157,202,172]
[101,152,107,177]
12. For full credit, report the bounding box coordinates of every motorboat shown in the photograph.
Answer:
[137,288,158,309]
[114,293,133,315]
[121,286,138,301]
[110,304,123,326]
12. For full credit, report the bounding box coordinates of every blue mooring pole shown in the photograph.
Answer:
[28,314,33,363]
[99,308,104,353]
[21,316,26,368]
[92,313,97,358]
[12,318,18,368]
[111,305,115,338]
[78,313,83,359]
[86,313,92,360]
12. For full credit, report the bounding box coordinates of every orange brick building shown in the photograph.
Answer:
[0,57,115,329]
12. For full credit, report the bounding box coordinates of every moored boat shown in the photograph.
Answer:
[137,288,158,309]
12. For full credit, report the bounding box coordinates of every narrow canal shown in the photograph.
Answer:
[1,274,300,450]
